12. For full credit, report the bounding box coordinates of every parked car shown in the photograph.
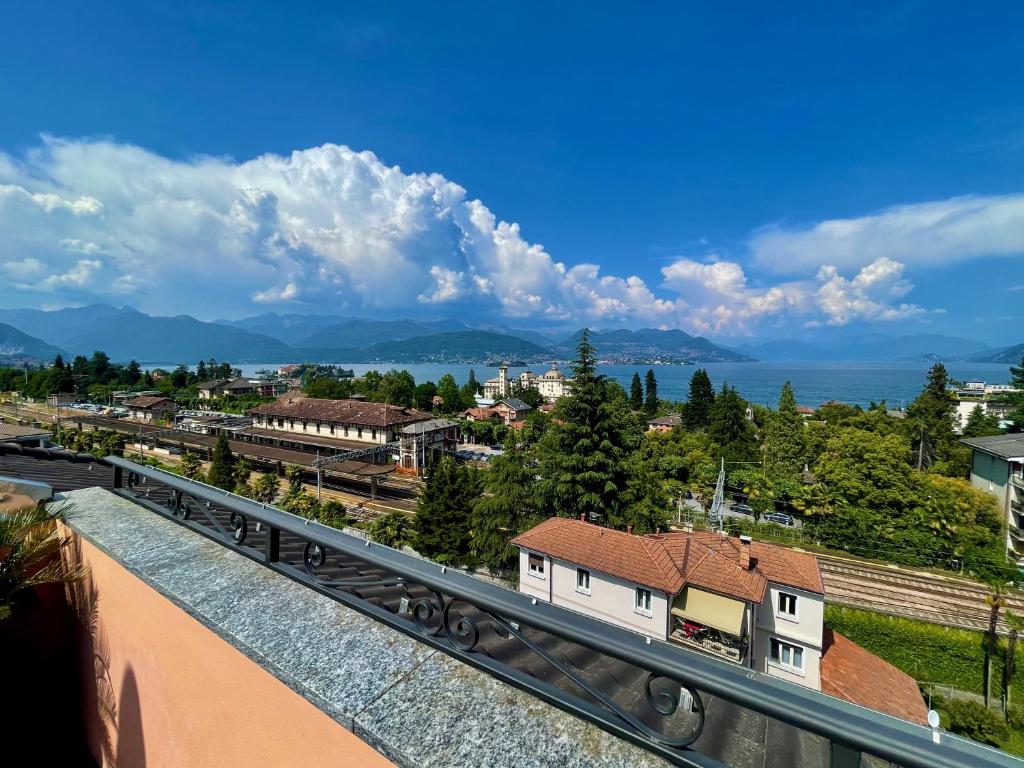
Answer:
[763,511,794,526]
[732,503,754,516]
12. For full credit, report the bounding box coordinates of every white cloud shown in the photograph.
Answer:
[814,257,927,326]
[0,135,942,334]
[751,194,1024,273]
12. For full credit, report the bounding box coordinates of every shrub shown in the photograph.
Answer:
[942,699,1008,746]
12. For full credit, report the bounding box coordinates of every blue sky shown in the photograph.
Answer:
[1,2,1022,345]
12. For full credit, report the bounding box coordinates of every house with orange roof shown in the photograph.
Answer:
[511,518,927,724]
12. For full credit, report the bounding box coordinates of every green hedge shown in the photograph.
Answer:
[825,606,1024,699]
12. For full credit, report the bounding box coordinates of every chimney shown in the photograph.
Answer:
[627,525,633,535]
[579,512,586,522]
[739,535,752,570]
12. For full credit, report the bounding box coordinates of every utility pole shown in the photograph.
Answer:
[316,449,322,501]
[709,458,726,531]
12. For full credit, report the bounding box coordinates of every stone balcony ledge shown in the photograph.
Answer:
[60,486,670,768]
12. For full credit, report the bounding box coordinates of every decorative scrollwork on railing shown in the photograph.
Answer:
[409,590,446,637]
[442,599,481,651]
[400,590,705,748]
[301,541,405,589]
[230,510,248,544]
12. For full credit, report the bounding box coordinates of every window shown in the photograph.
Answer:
[358,427,363,439]
[372,428,377,440]
[769,639,804,672]
[777,592,798,619]
[635,587,652,616]
[576,568,591,594]
[330,424,335,435]
[528,553,545,578]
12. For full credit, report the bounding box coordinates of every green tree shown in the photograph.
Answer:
[536,329,625,522]
[379,369,416,407]
[366,511,413,549]
[1007,357,1024,433]
[905,363,958,472]
[251,472,280,504]
[472,444,540,573]
[644,369,659,416]
[630,372,644,411]
[179,451,204,480]
[708,384,757,466]
[206,434,237,490]
[963,404,1002,438]
[414,381,438,410]
[413,455,481,565]
[615,443,670,533]
[683,368,715,430]
[436,374,463,413]
[510,380,544,409]
[460,369,481,405]
[763,381,806,478]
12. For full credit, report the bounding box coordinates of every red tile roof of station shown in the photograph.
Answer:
[510,518,824,600]
[125,396,176,408]
[820,629,928,725]
[250,398,430,428]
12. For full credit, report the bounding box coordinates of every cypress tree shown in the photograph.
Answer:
[1008,357,1024,433]
[963,404,1002,438]
[708,383,757,466]
[683,369,715,429]
[206,433,237,490]
[905,363,957,470]
[413,455,481,565]
[537,329,624,521]
[630,372,644,411]
[763,380,805,478]
[644,369,658,416]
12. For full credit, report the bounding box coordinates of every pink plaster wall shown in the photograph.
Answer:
[65,530,394,768]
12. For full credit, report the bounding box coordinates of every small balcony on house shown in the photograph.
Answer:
[668,586,749,664]
[669,617,747,663]
[1011,471,1024,491]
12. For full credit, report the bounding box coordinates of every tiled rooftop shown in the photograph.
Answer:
[251,398,430,429]
[511,518,824,601]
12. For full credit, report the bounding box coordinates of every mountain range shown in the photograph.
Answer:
[1,304,1019,367]
[0,322,65,365]
[732,333,997,363]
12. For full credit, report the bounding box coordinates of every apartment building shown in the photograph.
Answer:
[963,433,1024,565]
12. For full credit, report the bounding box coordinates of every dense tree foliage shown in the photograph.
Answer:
[414,455,482,565]
[644,369,659,416]
[472,444,541,573]
[682,368,715,430]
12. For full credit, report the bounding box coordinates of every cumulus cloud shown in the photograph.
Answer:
[0,135,942,334]
[659,257,808,334]
[751,194,1024,273]
[814,257,927,326]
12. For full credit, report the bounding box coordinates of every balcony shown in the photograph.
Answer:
[2,451,1018,768]
[669,619,747,664]
[1011,473,1024,491]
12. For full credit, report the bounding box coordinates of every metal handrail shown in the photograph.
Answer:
[101,455,1021,768]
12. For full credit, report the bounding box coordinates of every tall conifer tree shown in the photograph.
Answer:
[683,369,715,429]
[630,372,644,411]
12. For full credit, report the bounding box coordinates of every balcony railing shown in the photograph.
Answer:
[669,620,747,664]
[1011,474,1024,491]
[101,456,1018,768]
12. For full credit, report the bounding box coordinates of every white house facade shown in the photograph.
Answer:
[511,520,928,725]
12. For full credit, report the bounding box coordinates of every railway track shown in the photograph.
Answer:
[818,555,1024,634]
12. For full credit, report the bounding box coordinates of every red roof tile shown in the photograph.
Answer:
[821,629,927,725]
[511,518,823,600]
[250,398,430,429]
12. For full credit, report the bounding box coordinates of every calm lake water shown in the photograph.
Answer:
[173,360,1015,409]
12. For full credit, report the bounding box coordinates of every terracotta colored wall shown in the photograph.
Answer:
[65,531,394,768]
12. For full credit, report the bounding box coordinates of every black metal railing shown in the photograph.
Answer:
[101,456,1019,768]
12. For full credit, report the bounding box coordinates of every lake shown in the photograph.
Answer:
[171,360,1015,409]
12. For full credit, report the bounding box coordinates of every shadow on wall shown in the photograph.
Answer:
[65,534,146,767]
